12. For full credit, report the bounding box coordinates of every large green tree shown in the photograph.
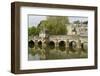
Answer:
[38,16,69,35]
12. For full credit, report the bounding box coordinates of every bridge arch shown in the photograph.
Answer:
[38,41,42,48]
[81,42,88,50]
[69,41,77,48]
[59,41,66,47]
[48,41,55,49]
[28,40,34,48]
[59,41,66,51]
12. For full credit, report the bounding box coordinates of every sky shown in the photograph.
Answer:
[28,15,46,27]
[28,15,88,27]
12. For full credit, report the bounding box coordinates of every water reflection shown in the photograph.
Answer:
[28,46,88,60]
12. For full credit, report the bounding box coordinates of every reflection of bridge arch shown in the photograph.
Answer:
[49,41,55,49]
[69,41,77,48]
[28,40,34,48]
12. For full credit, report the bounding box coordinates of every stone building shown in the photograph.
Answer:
[67,21,88,36]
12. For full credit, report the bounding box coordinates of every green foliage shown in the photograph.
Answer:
[28,26,40,36]
[28,16,69,36]
[38,16,69,35]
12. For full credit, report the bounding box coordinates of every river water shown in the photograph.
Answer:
[28,47,88,60]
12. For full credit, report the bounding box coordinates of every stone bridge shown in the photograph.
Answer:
[28,35,88,49]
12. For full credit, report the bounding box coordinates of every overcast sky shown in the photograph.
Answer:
[28,15,88,27]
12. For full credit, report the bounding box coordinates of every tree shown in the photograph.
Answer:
[28,26,40,36]
[28,16,69,36]
[38,16,69,35]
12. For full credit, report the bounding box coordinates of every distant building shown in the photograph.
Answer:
[67,21,88,36]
